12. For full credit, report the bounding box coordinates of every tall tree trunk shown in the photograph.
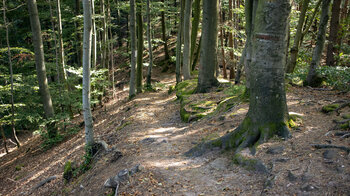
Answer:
[191,35,201,71]
[75,0,82,66]
[146,0,153,88]
[101,0,107,69]
[219,0,227,79]
[190,0,200,70]
[27,0,55,120]
[286,0,310,73]
[228,0,235,78]
[136,0,143,93]
[3,0,20,147]
[326,0,342,66]
[300,0,322,45]
[58,0,74,117]
[175,0,185,84]
[182,0,192,80]
[129,0,136,98]
[161,0,170,61]
[306,0,331,86]
[188,0,291,157]
[91,0,97,69]
[234,43,246,84]
[107,0,114,97]
[197,0,219,93]
[82,0,94,147]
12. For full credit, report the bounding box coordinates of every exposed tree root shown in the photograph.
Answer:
[311,144,350,153]
[185,117,290,173]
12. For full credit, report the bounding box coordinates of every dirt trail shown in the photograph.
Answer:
[1,71,350,196]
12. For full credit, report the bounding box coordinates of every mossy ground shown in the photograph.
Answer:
[176,80,246,122]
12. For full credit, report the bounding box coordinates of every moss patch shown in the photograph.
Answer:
[322,104,340,113]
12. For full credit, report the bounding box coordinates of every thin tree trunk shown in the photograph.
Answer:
[175,0,185,84]
[219,0,227,79]
[91,0,97,69]
[197,0,219,93]
[306,0,331,86]
[326,0,342,66]
[190,0,200,70]
[129,0,136,98]
[136,0,143,93]
[101,0,107,69]
[161,0,170,61]
[228,0,234,60]
[57,0,66,82]
[191,35,201,70]
[146,0,153,88]
[3,0,20,147]
[182,0,192,80]
[82,0,94,147]
[107,0,114,97]
[27,0,55,120]
[301,0,322,44]
[234,43,246,84]
[286,0,310,73]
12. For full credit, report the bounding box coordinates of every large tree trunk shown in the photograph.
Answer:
[161,0,170,61]
[182,0,192,80]
[129,0,136,98]
[326,0,342,66]
[146,0,154,88]
[4,0,20,147]
[27,0,55,120]
[196,0,219,93]
[187,0,291,156]
[306,0,331,87]
[175,0,185,84]
[219,0,227,79]
[286,0,310,73]
[82,0,94,147]
[190,0,201,70]
[136,0,143,93]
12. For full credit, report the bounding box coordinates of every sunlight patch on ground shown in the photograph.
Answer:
[153,127,176,133]
[153,95,176,105]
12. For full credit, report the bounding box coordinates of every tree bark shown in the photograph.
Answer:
[4,0,20,147]
[146,0,154,88]
[136,0,143,93]
[100,0,107,69]
[190,0,201,70]
[326,0,342,66]
[82,0,94,147]
[219,0,227,79]
[161,0,170,61]
[91,0,97,69]
[182,0,192,80]
[306,0,331,87]
[197,0,219,93]
[129,0,136,98]
[175,0,185,84]
[57,0,66,82]
[188,0,291,156]
[27,0,55,120]
[286,0,310,73]
[1,125,9,153]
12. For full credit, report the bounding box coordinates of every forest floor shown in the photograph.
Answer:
[0,68,350,196]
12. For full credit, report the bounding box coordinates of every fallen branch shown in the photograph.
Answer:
[33,176,57,190]
[311,144,350,153]
[335,101,350,114]
[340,133,350,139]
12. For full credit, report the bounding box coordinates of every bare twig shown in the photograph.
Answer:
[311,144,350,153]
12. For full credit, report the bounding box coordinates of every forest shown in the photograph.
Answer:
[0,0,350,195]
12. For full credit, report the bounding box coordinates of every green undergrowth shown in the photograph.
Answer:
[175,80,246,122]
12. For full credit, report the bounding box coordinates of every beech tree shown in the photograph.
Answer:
[146,0,154,88]
[306,0,331,86]
[161,0,170,61]
[196,0,219,93]
[82,0,94,147]
[188,0,291,155]
[175,0,185,84]
[27,0,55,127]
[326,0,342,66]
[129,0,136,97]
[182,0,192,80]
[136,0,143,93]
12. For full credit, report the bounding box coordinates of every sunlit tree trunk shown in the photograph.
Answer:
[286,0,310,73]
[91,0,97,69]
[27,0,55,121]
[101,0,107,69]
[146,0,154,88]
[175,0,185,84]
[57,0,67,82]
[182,0,192,80]
[75,0,82,66]
[129,0,136,97]
[82,0,94,147]
[326,0,342,66]
[136,0,143,93]
[3,0,20,147]
[306,0,331,86]
[197,0,219,93]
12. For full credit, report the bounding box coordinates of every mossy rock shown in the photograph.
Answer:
[322,104,340,113]
[175,79,197,100]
